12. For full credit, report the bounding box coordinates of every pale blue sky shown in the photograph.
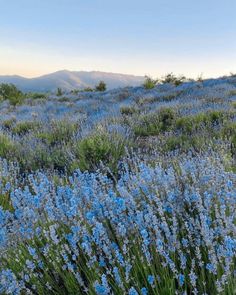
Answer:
[0,0,236,78]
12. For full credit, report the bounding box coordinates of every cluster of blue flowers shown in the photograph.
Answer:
[0,76,236,293]
[0,151,235,294]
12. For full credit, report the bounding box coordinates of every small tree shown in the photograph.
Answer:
[95,81,106,92]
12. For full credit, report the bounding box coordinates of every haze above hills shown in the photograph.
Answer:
[0,70,145,92]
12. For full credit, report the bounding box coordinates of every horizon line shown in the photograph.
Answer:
[0,69,232,80]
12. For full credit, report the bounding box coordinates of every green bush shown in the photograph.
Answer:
[83,87,94,92]
[133,113,160,136]
[176,117,194,134]
[12,121,40,135]
[2,118,16,130]
[161,73,187,86]
[57,97,71,103]
[50,148,71,172]
[134,108,176,136]
[37,121,77,146]
[0,134,17,158]
[143,76,159,89]
[0,83,25,105]
[95,81,106,92]
[158,107,176,131]
[221,122,236,157]
[25,92,47,100]
[56,88,63,96]
[164,135,205,152]
[74,132,126,173]
[176,111,226,135]
[120,106,138,116]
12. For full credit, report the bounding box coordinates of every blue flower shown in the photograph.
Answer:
[178,274,185,287]
[147,274,155,286]
[128,287,138,295]
[141,287,148,295]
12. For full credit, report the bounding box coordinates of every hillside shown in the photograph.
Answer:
[0,76,235,294]
[0,70,145,92]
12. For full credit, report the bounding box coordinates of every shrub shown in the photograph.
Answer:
[120,106,138,116]
[56,87,63,96]
[83,87,94,92]
[133,113,160,136]
[0,83,24,105]
[57,96,71,103]
[229,91,236,98]
[176,117,194,134]
[75,132,126,173]
[27,92,47,99]
[143,76,159,89]
[2,118,16,130]
[158,107,176,131]
[164,134,205,152]
[221,122,236,157]
[0,134,16,159]
[134,108,176,136]
[161,73,187,86]
[176,111,226,135]
[95,81,106,92]
[37,121,77,146]
[12,121,40,135]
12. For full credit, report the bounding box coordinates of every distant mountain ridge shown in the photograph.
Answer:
[0,70,145,92]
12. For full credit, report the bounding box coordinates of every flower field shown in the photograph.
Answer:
[0,76,236,294]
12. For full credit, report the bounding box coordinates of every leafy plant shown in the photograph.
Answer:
[143,75,159,89]
[95,81,107,92]
[0,83,25,105]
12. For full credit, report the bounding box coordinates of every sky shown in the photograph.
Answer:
[0,0,236,78]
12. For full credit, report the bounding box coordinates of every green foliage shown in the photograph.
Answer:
[134,108,176,136]
[0,134,16,159]
[2,118,16,130]
[83,87,94,92]
[164,134,205,152]
[12,121,40,135]
[57,96,71,103]
[176,111,227,134]
[0,83,25,105]
[56,87,63,96]
[30,92,47,99]
[143,75,159,89]
[120,106,138,116]
[75,131,126,173]
[221,122,236,157]
[37,121,77,146]
[71,87,95,94]
[229,90,236,97]
[162,73,187,86]
[158,107,176,131]
[95,81,107,92]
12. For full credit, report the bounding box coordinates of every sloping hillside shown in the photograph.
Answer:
[0,70,145,92]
